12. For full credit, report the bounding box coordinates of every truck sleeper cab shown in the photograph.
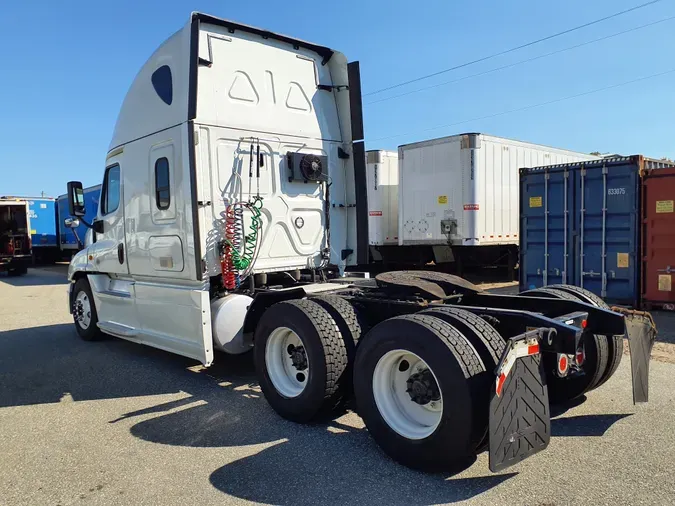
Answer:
[66,13,655,473]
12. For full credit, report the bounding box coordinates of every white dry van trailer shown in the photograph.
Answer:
[64,12,655,473]
[396,134,597,276]
[365,150,399,254]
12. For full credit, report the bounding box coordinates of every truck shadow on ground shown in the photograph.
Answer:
[0,269,68,287]
[123,357,631,505]
[0,323,632,504]
[123,377,517,505]
[0,324,205,408]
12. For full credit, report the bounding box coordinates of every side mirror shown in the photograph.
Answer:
[67,181,86,217]
[64,217,80,229]
[92,220,104,234]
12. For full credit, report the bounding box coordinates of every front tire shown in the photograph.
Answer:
[254,299,349,423]
[353,314,489,471]
[72,278,103,341]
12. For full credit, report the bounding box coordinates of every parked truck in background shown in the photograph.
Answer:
[1,196,59,263]
[63,12,656,473]
[0,198,32,275]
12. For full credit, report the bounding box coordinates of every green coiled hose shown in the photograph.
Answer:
[226,196,263,271]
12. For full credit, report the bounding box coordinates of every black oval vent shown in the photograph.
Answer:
[151,65,173,106]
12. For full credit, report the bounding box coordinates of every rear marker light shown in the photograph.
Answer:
[576,349,585,366]
[495,338,540,397]
[581,319,588,329]
[496,373,506,397]
[558,354,569,375]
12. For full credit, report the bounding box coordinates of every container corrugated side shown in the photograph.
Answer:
[520,156,666,306]
[366,150,398,246]
[641,165,675,309]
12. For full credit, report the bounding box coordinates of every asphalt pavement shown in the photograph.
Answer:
[0,267,674,505]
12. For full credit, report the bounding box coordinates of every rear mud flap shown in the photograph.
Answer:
[489,341,550,473]
[612,307,657,403]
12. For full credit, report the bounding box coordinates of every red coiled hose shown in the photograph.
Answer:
[221,206,239,290]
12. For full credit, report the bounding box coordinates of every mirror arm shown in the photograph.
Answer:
[78,218,94,229]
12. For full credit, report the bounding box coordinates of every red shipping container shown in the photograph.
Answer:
[641,166,675,310]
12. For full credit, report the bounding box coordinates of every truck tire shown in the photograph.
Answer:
[546,284,623,388]
[254,299,349,423]
[311,295,364,358]
[419,307,505,451]
[420,307,505,369]
[353,314,489,471]
[72,278,104,341]
[522,287,609,403]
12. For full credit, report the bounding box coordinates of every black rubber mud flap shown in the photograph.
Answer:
[615,308,657,403]
[489,333,551,473]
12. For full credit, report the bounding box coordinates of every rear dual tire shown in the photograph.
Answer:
[546,284,624,388]
[353,314,491,471]
[521,286,612,403]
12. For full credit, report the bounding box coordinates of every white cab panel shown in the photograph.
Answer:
[194,21,357,273]
[196,27,341,142]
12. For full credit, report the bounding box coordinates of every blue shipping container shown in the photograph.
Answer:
[520,156,647,307]
[27,197,58,248]
[57,185,101,251]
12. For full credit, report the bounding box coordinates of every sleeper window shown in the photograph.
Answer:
[155,157,170,210]
[102,165,120,215]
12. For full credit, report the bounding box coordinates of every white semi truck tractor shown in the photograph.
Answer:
[64,12,656,472]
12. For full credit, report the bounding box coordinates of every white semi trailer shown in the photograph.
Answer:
[64,12,655,473]
[395,134,598,276]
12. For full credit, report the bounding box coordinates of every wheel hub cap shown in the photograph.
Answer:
[74,291,92,329]
[406,370,441,405]
[287,344,308,371]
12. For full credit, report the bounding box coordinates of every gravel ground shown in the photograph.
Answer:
[1,268,674,505]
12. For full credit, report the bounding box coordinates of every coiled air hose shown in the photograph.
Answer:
[221,139,264,290]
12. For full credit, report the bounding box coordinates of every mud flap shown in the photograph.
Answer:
[489,331,551,473]
[612,307,657,403]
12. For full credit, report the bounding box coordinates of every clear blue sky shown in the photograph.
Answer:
[1,0,674,197]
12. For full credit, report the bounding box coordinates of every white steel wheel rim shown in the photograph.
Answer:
[75,291,92,330]
[265,327,309,398]
[372,349,443,440]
